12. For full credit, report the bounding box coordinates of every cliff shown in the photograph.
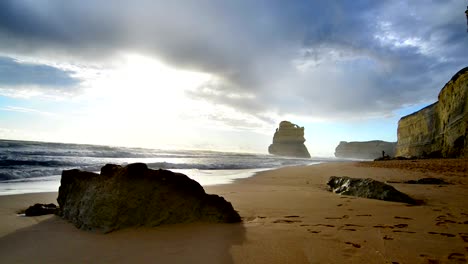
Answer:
[268,121,311,158]
[395,67,468,158]
[334,141,396,159]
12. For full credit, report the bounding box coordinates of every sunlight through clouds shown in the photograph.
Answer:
[80,53,212,119]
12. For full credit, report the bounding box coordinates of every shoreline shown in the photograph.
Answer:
[0,161,325,196]
[1,161,467,263]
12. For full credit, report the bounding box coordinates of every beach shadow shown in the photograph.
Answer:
[0,216,246,263]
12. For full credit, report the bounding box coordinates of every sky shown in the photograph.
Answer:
[0,0,467,156]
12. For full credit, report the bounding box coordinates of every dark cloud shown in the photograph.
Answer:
[0,56,80,88]
[0,0,466,119]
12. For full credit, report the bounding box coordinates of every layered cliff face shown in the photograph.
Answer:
[268,121,311,158]
[396,67,468,158]
[334,141,396,160]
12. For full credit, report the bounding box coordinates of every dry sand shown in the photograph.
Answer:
[0,161,467,263]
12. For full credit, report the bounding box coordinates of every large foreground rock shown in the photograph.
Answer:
[327,176,416,204]
[395,67,468,158]
[268,121,311,158]
[334,140,396,159]
[57,163,241,232]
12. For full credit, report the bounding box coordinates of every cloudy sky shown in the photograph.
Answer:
[0,0,466,156]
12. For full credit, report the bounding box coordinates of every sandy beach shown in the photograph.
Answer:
[0,161,467,263]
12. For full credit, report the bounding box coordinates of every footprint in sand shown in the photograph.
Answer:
[447,253,466,263]
[383,235,393,240]
[459,233,468,243]
[419,254,440,264]
[436,219,457,226]
[284,215,301,218]
[310,224,335,227]
[272,219,302,224]
[374,224,393,229]
[338,224,361,231]
[428,231,456,238]
[344,242,361,248]
[307,229,321,234]
[392,230,416,234]
[394,216,413,220]
[325,215,349,220]
[374,224,408,229]
[436,215,447,220]
[345,224,364,227]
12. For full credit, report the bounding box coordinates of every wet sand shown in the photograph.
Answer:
[0,161,467,263]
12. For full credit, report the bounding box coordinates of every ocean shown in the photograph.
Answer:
[0,139,336,195]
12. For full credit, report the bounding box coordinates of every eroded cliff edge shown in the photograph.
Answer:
[395,67,468,158]
[335,141,396,160]
[268,121,311,158]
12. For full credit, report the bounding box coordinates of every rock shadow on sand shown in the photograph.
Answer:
[0,216,246,264]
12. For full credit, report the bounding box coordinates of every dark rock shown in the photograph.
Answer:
[374,155,392,161]
[24,203,58,216]
[404,178,449,185]
[57,163,241,233]
[268,121,311,158]
[327,176,417,204]
[394,156,413,160]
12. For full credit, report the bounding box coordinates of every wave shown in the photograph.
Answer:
[146,162,268,170]
[0,169,63,181]
[0,159,67,167]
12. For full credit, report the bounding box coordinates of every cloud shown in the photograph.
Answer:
[0,56,80,94]
[0,105,58,116]
[0,0,466,120]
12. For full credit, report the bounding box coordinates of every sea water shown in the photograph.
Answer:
[0,139,336,195]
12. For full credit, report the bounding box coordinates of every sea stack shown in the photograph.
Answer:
[268,121,311,158]
[395,67,468,158]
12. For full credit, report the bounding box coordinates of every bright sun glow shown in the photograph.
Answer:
[88,53,211,111]
[62,54,218,148]
[80,53,216,123]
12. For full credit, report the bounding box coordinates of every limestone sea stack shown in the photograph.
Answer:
[57,163,241,233]
[268,121,311,158]
[396,67,468,158]
[334,140,396,159]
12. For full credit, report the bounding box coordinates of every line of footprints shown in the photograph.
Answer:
[249,208,468,263]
